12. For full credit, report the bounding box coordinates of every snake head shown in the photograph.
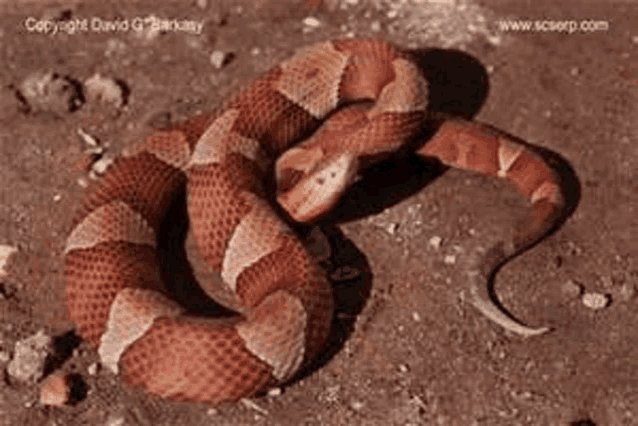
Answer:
[276,151,359,223]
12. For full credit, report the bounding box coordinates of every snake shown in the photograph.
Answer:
[63,39,565,405]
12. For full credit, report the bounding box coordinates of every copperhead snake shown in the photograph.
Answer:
[63,39,565,405]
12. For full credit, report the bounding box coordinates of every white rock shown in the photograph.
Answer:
[561,279,582,299]
[303,16,321,28]
[77,128,99,147]
[386,222,399,235]
[267,387,282,396]
[87,362,99,375]
[91,155,114,175]
[351,400,364,411]
[210,50,232,69]
[7,330,53,383]
[428,236,442,249]
[444,254,456,265]
[105,416,126,426]
[84,74,124,108]
[0,245,18,277]
[486,33,502,46]
[241,398,269,415]
[582,292,610,310]
[20,70,83,113]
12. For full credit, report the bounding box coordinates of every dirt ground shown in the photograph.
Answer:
[0,0,636,425]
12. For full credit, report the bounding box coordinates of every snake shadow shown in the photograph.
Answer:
[301,48,580,379]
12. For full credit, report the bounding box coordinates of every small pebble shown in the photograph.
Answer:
[370,21,381,32]
[561,280,582,299]
[398,364,409,373]
[351,400,364,411]
[77,177,88,188]
[428,236,442,249]
[87,362,98,375]
[614,283,636,303]
[8,330,53,383]
[52,194,62,202]
[412,311,421,322]
[485,34,503,46]
[77,128,99,148]
[267,387,282,397]
[40,373,70,406]
[386,222,399,235]
[84,74,124,108]
[303,16,321,28]
[444,254,456,265]
[210,50,232,69]
[582,292,610,310]
[19,70,83,114]
[91,155,114,175]
[387,9,398,19]
[241,398,269,415]
[105,416,126,426]
[0,245,18,277]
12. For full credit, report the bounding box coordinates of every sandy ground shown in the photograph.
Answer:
[0,0,636,425]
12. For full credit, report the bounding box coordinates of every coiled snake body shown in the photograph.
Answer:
[64,39,564,404]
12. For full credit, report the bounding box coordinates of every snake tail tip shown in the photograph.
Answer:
[469,285,552,338]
